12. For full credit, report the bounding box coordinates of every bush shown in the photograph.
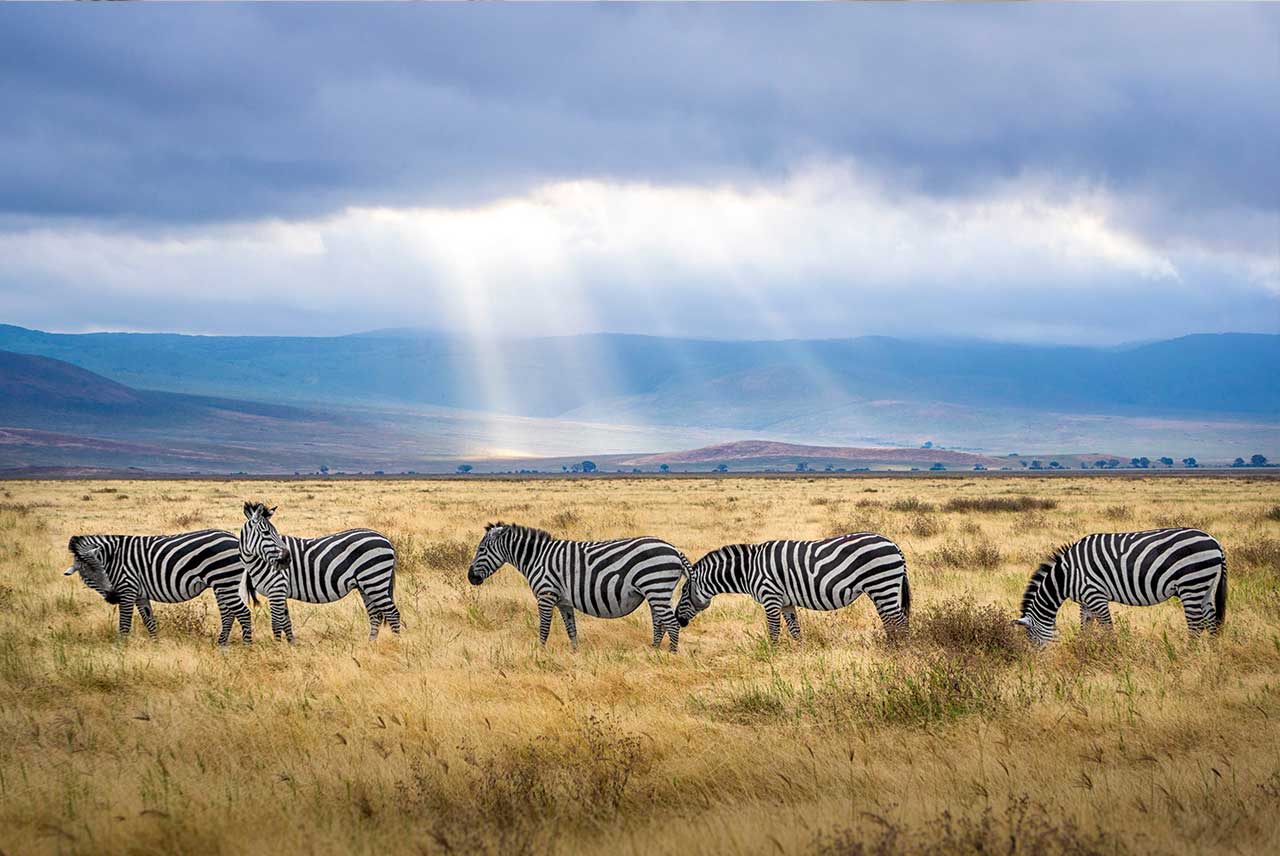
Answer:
[1232,536,1279,573]
[889,497,935,513]
[929,537,1002,570]
[905,513,945,538]
[1264,506,1280,522]
[814,795,1115,856]
[1103,505,1132,522]
[914,599,1025,660]
[943,496,1057,513]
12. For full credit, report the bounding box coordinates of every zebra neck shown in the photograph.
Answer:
[502,535,552,581]
[704,551,753,596]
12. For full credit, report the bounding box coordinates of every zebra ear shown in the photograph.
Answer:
[243,501,254,519]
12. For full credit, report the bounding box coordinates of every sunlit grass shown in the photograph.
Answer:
[0,474,1277,854]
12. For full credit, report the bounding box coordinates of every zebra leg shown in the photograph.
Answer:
[558,604,578,652]
[645,599,679,653]
[868,591,908,641]
[763,603,782,644]
[1079,603,1093,628]
[1083,596,1113,632]
[1180,591,1211,637]
[117,596,135,638]
[269,596,295,643]
[782,606,802,641]
[537,594,557,646]
[136,597,158,638]
[213,588,243,646]
[358,589,383,641]
[236,602,253,644]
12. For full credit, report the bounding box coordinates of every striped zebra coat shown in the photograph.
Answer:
[676,533,911,642]
[1015,528,1227,645]
[64,530,250,644]
[466,522,689,652]
[238,502,400,642]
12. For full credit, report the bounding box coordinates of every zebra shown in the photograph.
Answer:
[1014,527,1227,646]
[466,522,689,652]
[237,501,400,642]
[63,530,251,645]
[676,533,911,642]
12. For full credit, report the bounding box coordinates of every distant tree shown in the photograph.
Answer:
[581,460,597,473]
[1252,454,1269,467]
[1158,457,1174,468]
[659,464,670,473]
[1232,457,1246,468]
[921,441,933,449]
[1108,459,1121,469]
[1130,457,1151,469]
[1048,461,1061,469]
[795,462,809,472]
[632,468,641,474]
[714,464,728,473]
[973,464,986,471]
[1030,460,1043,470]
[1020,460,1029,468]
[929,462,946,471]
[1094,460,1108,469]
[570,463,582,473]
[456,464,473,474]
[319,464,329,475]
[1182,457,1198,468]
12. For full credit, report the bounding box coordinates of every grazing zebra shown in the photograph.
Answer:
[237,502,400,642]
[63,530,250,645]
[1014,528,1227,646]
[466,522,689,652]
[676,533,911,642]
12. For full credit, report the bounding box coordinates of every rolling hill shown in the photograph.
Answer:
[1,325,1276,469]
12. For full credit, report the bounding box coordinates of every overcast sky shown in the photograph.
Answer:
[0,3,1276,343]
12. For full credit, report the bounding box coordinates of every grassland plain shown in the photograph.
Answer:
[1,475,1278,855]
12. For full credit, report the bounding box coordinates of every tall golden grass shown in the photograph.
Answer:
[0,475,1278,855]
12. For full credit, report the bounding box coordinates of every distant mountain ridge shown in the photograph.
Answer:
[1,324,1276,464]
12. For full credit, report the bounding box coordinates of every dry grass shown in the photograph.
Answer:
[1,474,1278,855]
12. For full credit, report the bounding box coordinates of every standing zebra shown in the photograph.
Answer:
[1014,528,1226,646]
[63,530,251,645]
[237,502,400,642]
[466,522,689,652]
[676,533,911,642]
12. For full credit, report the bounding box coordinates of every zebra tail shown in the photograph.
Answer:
[239,567,258,609]
[900,571,911,620]
[1214,556,1227,631]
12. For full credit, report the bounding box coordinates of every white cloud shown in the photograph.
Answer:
[0,163,1274,341]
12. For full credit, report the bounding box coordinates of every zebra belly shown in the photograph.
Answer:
[569,587,645,619]
[785,586,862,612]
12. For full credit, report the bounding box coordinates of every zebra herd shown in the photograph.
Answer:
[62,501,1229,650]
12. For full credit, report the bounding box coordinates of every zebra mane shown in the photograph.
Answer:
[486,521,552,541]
[243,501,274,519]
[67,535,88,555]
[1019,544,1069,617]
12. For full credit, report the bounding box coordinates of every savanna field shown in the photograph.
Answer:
[1,475,1279,855]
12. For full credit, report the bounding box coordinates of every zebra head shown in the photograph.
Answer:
[65,535,119,604]
[676,554,716,627]
[1012,553,1063,646]
[467,522,510,586]
[240,501,291,588]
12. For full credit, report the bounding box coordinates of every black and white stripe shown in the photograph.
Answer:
[1015,528,1227,645]
[466,522,689,652]
[676,533,911,642]
[64,530,250,644]
[238,502,400,642]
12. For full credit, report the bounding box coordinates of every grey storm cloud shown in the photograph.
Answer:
[0,2,1276,342]
[1,4,1276,235]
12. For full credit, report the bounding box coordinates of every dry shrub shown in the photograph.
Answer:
[814,795,1116,856]
[913,599,1025,661]
[170,511,203,529]
[0,503,35,515]
[929,537,1002,570]
[889,497,935,513]
[1266,506,1280,522]
[400,715,649,855]
[944,495,1058,513]
[0,583,13,610]
[827,511,888,538]
[707,654,1007,728]
[1232,535,1278,572]
[905,513,944,538]
[389,531,472,578]
[161,602,210,637]
[1103,505,1132,522]
[548,508,581,531]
